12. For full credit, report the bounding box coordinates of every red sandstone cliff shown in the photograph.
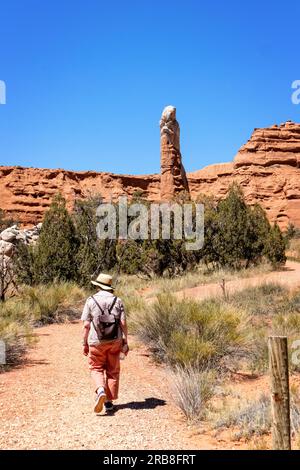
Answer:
[188,121,300,229]
[1,120,300,229]
[0,167,160,226]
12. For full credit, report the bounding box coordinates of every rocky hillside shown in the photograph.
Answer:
[1,120,300,228]
[0,167,160,226]
[189,121,300,229]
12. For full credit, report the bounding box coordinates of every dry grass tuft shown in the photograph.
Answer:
[170,366,216,422]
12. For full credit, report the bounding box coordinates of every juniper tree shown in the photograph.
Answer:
[264,223,287,267]
[73,196,116,285]
[214,184,251,269]
[34,194,78,283]
[14,242,35,286]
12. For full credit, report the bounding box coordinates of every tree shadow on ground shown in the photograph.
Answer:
[276,266,295,272]
[12,358,49,371]
[0,358,49,375]
[101,397,166,416]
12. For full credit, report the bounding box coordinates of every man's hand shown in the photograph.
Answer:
[82,321,90,356]
[123,340,129,356]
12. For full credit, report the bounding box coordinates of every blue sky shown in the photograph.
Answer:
[0,0,299,175]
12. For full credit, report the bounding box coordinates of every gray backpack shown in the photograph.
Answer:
[91,296,120,341]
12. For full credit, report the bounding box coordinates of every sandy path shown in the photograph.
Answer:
[1,261,299,450]
[177,260,300,301]
[0,322,230,450]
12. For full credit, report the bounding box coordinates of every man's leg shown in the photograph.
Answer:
[88,345,107,392]
[105,340,122,401]
[88,345,108,413]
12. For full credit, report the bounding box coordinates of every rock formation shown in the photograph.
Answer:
[0,224,42,258]
[188,121,300,229]
[0,224,41,300]
[0,166,160,227]
[159,105,189,200]
[1,118,300,230]
[234,121,300,168]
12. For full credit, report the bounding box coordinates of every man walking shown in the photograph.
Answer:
[81,273,128,413]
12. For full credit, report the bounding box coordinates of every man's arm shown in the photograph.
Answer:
[120,317,128,343]
[82,321,90,356]
[81,299,91,356]
[118,299,128,353]
[120,317,129,356]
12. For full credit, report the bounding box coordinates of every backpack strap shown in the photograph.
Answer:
[91,295,118,315]
[91,295,105,315]
[108,296,118,314]
[90,296,105,341]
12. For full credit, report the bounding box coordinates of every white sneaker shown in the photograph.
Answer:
[94,389,106,413]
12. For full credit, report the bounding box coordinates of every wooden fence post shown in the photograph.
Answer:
[268,336,291,450]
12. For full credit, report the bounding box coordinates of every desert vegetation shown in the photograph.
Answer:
[125,279,300,446]
[214,385,300,442]
[12,185,286,288]
[0,184,298,448]
[285,223,300,262]
[0,282,87,370]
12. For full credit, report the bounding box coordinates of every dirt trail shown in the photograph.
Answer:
[0,322,233,450]
[177,260,300,301]
[1,261,299,450]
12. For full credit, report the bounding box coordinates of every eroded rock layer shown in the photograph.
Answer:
[0,166,160,226]
[188,121,300,229]
[1,121,300,229]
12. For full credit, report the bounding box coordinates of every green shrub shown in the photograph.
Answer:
[0,299,34,369]
[120,293,146,319]
[122,186,286,274]
[264,223,287,267]
[130,294,183,361]
[33,194,79,284]
[131,294,250,369]
[228,284,300,373]
[270,289,300,350]
[272,312,300,337]
[286,289,300,313]
[287,239,300,261]
[271,311,300,373]
[214,185,260,269]
[73,196,117,286]
[14,185,284,285]
[0,282,88,370]
[14,242,35,286]
[229,283,288,316]
[285,223,300,240]
[198,185,286,270]
[21,282,87,324]
[245,328,269,374]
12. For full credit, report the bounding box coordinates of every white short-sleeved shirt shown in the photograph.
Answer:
[81,290,126,346]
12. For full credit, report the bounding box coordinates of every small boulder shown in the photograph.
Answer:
[0,240,14,257]
[0,229,17,243]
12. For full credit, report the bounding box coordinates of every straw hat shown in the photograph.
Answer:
[91,273,114,291]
